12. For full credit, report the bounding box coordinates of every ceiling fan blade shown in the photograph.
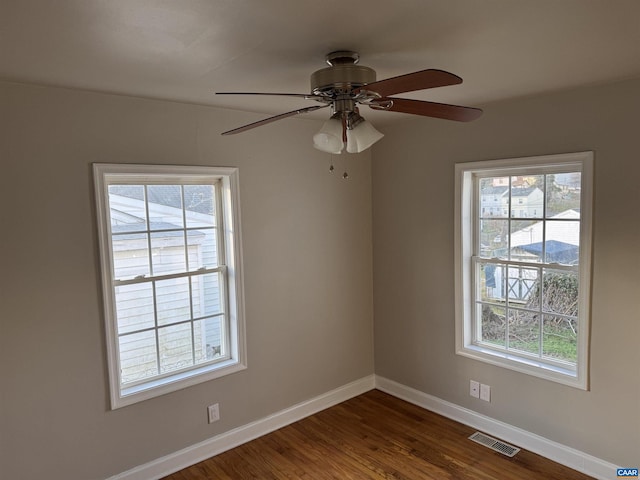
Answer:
[221,104,329,135]
[370,98,482,122]
[356,69,462,97]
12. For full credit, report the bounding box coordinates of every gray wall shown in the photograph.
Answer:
[372,78,640,466]
[0,82,374,479]
[2,76,639,479]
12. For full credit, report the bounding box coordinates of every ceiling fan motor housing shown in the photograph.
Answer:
[310,51,376,95]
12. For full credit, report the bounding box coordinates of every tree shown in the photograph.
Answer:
[527,272,578,317]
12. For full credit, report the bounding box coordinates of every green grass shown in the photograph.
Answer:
[481,309,577,364]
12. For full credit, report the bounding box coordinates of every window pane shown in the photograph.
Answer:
[147,185,184,230]
[119,330,158,384]
[150,231,186,275]
[187,228,218,271]
[479,304,506,347]
[191,273,222,317]
[545,220,580,264]
[479,263,505,303]
[479,177,509,218]
[112,236,150,280]
[115,283,155,334]
[479,220,509,258]
[540,269,579,316]
[509,220,542,262]
[184,185,216,227]
[156,277,191,326]
[194,317,225,363]
[546,173,581,218]
[508,310,540,355]
[506,266,539,304]
[543,315,577,364]
[108,185,147,229]
[158,323,193,373]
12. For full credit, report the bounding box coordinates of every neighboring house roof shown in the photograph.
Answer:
[510,209,581,248]
[510,186,541,197]
[481,186,509,196]
[108,191,213,253]
[517,240,579,264]
[481,186,542,198]
[111,222,197,240]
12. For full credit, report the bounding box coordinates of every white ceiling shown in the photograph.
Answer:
[3,0,640,127]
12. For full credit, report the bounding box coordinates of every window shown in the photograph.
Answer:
[455,152,593,389]
[94,164,246,408]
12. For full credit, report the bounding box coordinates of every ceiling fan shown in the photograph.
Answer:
[217,51,482,154]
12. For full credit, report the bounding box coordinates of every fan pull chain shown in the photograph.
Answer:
[341,116,349,178]
[328,153,347,178]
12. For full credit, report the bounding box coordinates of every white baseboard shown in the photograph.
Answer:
[375,376,620,480]
[109,374,619,480]
[107,375,376,480]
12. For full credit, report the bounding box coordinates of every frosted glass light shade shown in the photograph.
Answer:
[313,118,344,154]
[346,120,384,153]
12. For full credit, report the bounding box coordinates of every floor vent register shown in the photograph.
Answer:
[468,432,520,457]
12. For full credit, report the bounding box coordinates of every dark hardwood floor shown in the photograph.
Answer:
[163,389,593,479]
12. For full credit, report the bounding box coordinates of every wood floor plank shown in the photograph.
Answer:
[162,390,594,480]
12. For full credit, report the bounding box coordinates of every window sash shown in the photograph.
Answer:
[471,257,579,372]
[113,266,231,390]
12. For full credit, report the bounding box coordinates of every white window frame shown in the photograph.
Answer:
[454,152,593,389]
[94,164,247,409]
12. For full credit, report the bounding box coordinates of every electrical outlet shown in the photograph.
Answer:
[470,380,480,398]
[207,403,220,423]
[480,384,491,402]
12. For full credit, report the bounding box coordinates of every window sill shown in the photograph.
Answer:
[456,344,587,390]
[113,359,247,409]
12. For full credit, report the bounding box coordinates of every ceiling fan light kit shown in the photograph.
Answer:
[313,115,344,154]
[313,110,385,154]
[218,51,482,154]
[345,116,384,154]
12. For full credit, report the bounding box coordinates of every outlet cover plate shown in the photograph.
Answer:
[480,384,491,402]
[470,380,480,398]
[207,403,220,423]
